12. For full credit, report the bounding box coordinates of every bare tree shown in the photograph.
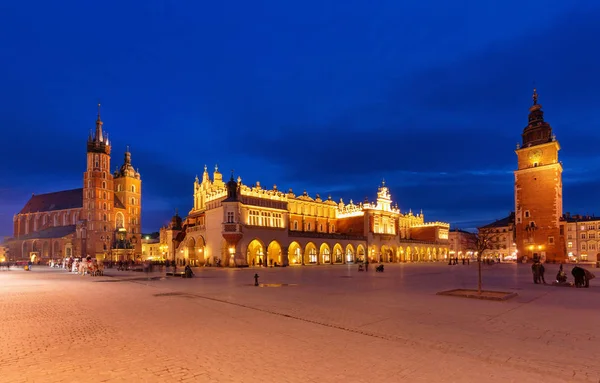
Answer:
[468,229,501,294]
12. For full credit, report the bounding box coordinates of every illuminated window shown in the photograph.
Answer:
[322,248,330,263]
[568,242,573,248]
[293,221,298,230]
[309,248,317,264]
[131,185,136,193]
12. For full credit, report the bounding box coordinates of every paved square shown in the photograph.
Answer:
[1,263,599,382]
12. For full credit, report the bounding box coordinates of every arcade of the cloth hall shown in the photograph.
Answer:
[165,166,450,267]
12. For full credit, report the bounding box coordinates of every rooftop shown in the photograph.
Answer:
[19,189,83,214]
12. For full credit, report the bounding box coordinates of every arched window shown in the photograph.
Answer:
[103,192,106,199]
[42,215,47,225]
[63,212,68,225]
[103,214,107,221]
[103,203,107,210]
[131,197,135,205]
[293,221,298,230]
[94,155,99,168]
[102,181,106,189]
[307,222,311,231]
[102,172,106,179]
[116,212,124,229]
[117,184,122,192]
[53,215,58,226]
[131,185,136,193]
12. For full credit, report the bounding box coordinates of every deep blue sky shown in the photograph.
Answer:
[1,0,600,238]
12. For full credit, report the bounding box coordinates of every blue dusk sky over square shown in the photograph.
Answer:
[1,0,600,237]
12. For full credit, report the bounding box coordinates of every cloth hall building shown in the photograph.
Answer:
[6,106,142,263]
[165,166,450,267]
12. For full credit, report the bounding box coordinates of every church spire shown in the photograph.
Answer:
[95,103,103,142]
[532,88,538,106]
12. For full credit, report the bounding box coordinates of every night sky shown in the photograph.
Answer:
[1,1,600,238]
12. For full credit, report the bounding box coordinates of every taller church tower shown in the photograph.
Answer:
[514,89,565,262]
[83,104,114,256]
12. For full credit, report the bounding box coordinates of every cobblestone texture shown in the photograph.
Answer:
[0,263,599,382]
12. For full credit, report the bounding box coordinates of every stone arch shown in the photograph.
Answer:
[426,247,432,261]
[356,244,366,263]
[319,243,331,264]
[332,243,344,264]
[398,246,405,262]
[267,241,283,267]
[115,212,125,229]
[22,242,30,259]
[288,241,302,265]
[304,242,318,264]
[186,237,197,266]
[432,247,437,261]
[345,244,355,263]
[42,241,49,258]
[247,239,266,267]
[383,245,394,263]
[368,245,379,263]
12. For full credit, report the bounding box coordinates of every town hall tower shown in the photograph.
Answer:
[514,89,565,262]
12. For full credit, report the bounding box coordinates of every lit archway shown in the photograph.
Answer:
[332,243,344,264]
[345,244,355,263]
[246,239,265,267]
[267,241,282,267]
[186,237,196,266]
[398,246,405,262]
[381,245,393,263]
[304,242,318,264]
[319,243,331,264]
[288,241,302,265]
[42,241,49,258]
[356,244,366,263]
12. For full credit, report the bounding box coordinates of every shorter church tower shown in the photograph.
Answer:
[514,89,565,262]
[83,104,113,257]
[113,147,142,255]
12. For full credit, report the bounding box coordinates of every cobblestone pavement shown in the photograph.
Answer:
[1,263,599,382]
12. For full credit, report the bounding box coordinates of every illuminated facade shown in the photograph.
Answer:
[448,229,477,260]
[514,89,565,263]
[478,213,518,261]
[7,106,142,262]
[167,166,449,267]
[564,214,600,263]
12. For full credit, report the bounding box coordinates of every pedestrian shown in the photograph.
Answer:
[531,262,540,284]
[538,262,546,284]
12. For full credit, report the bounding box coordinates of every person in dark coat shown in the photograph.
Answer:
[538,262,546,284]
[531,262,540,284]
[556,264,567,283]
[571,266,586,288]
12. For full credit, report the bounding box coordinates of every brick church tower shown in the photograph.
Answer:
[113,147,142,255]
[83,104,114,256]
[514,89,565,262]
